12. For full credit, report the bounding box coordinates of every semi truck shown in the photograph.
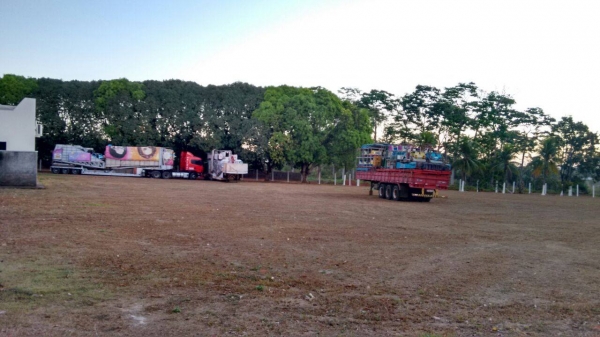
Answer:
[50,144,247,181]
[355,143,451,202]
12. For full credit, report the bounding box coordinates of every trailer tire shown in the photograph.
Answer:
[378,184,386,198]
[51,167,60,174]
[71,169,81,175]
[385,184,393,200]
[61,168,70,174]
[150,171,161,179]
[392,185,401,201]
[161,171,172,179]
[189,172,198,180]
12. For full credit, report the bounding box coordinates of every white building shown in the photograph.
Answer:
[0,98,42,187]
[0,98,41,151]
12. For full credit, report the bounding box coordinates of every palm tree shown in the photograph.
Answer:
[531,137,559,185]
[452,137,481,182]
[492,144,519,184]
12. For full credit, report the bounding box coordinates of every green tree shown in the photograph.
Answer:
[436,83,478,156]
[492,144,519,184]
[327,100,372,169]
[401,85,442,136]
[530,137,560,186]
[452,138,481,182]
[253,86,369,183]
[552,116,591,184]
[417,131,437,148]
[0,74,38,105]
[339,88,396,142]
[94,78,147,144]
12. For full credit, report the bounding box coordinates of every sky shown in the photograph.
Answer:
[1,0,599,131]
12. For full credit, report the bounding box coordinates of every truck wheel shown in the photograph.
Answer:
[392,185,401,201]
[161,171,172,179]
[189,172,198,180]
[378,184,386,198]
[61,168,70,174]
[71,169,81,175]
[385,184,393,200]
[51,168,60,174]
[150,171,161,179]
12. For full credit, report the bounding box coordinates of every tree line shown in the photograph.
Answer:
[339,83,598,192]
[0,74,598,189]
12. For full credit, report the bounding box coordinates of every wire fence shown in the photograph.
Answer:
[452,178,599,197]
[243,165,364,186]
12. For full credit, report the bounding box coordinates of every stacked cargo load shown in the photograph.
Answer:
[357,143,450,172]
[52,144,106,170]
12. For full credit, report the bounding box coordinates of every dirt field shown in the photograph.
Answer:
[0,173,599,336]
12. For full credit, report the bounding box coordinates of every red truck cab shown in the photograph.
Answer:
[179,151,204,179]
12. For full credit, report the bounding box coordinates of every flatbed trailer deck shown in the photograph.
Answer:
[356,169,451,202]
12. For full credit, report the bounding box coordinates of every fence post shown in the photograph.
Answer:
[593,184,595,198]
[529,182,531,194]
[342,174,346,186]
[495,181,498,193]
[318,166,321,185]
[272,170,274,182]
[576,185,579,197]
[502,182,506,194]
[256,170,258,181]
[349,173,352,187]
[39,159,42,171]
[333,165,336,185]
[287,171,289,183]
[568,186,572,197]
[357,179,360,187]
[512,181,515,194]
[476,180,479,192]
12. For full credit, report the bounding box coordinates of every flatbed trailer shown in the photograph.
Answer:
[356,168,451,202]
[355,143,451,202]
[50,165,195,179]
[49,145,247,181]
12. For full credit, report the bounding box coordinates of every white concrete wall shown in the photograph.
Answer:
[0,98,37,151]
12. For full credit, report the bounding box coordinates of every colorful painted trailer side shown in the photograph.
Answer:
[51,144,176,178]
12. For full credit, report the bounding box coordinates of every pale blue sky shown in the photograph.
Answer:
[0,0,335,80]
[1,0,599,131]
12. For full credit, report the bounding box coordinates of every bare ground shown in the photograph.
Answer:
[0,173,599,336]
